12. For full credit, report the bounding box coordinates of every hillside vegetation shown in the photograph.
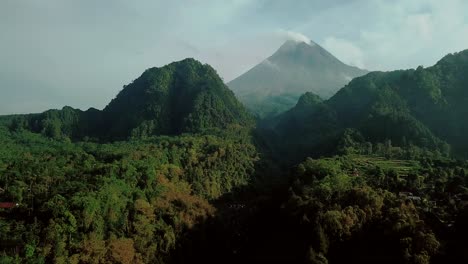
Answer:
[1,50,468,263]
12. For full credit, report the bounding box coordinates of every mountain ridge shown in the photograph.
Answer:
[266,49,468,163]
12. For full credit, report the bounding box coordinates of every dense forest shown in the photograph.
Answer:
[0,124,260,263]
[1,51,468,264]
[266,49,468,164]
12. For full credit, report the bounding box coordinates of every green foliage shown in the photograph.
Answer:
[103,58,254,139]
[0,125,258,263]
[278,155,468,263]
[2,59,254,142]
[265,50,468,164]
[2,51,468,264]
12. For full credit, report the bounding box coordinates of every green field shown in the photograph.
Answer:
[348,155,420,174]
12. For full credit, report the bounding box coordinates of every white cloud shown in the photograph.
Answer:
[276,29,311,44]
[309,0,468,71]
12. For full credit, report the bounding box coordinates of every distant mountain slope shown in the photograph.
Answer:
[268,49,468,161]
[3,58,254,140]
[228,40,368,118]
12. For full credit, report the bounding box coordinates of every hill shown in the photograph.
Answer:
[268,50,468,162]
[102,58,254,139]
[3,59,254,140]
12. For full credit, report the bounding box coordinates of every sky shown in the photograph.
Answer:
[1,0,468,114]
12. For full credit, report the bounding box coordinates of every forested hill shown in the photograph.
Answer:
[268,49,468,162]
[102,58,254,139]
[3,58,254,141]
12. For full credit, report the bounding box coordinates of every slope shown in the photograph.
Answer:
[228,40,368,118]
[102,58,254,139]
[269,50,468,162]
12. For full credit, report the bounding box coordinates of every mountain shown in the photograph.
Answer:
[268,49,468,162]
[5,58,254,140]
[228,40,368,118]
[101,58,254,139]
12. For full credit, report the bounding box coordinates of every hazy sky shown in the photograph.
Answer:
[1,0,468,114]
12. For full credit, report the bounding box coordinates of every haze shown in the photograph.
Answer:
[1,0,468,114]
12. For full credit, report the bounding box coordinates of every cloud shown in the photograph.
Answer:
[323,37,365,69]
[1,0,468,114]
[276,29,311,44]
[313,0,468,71]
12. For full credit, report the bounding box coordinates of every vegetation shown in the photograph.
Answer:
[2,50,468,263]
[4,59,254,141]
[0,125,258,263]
[275,155,468,263]
[266,50,468,164]
[103,58,254,139]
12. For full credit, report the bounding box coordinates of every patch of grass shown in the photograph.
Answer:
[346,154,420,175]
